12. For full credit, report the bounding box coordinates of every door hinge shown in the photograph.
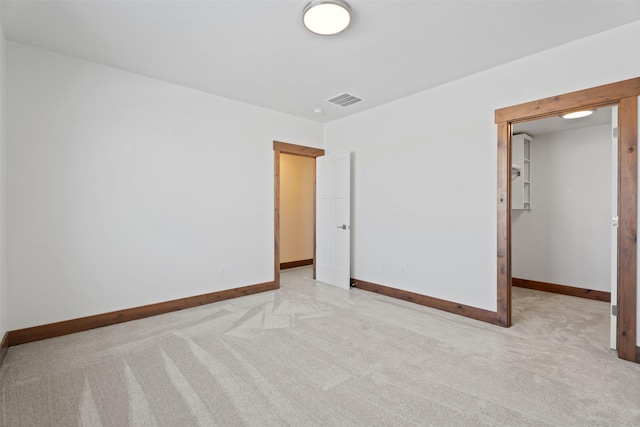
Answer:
[612,305,618,316]
[612,216,619,227]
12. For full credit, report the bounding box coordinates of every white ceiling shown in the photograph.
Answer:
[2,0,639,123]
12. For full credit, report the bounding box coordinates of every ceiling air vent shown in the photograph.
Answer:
[325,93,363,107]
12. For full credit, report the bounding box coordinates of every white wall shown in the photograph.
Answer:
[280,153,314,263]
[4,21,640,347]
[0,6,7,339]
[512,125,612,292]
[324,21,640,321]
[6,42,322,330]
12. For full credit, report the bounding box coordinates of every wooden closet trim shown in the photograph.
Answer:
[495,78,640,123]
[495,77,640,363]
[273,141,324,286]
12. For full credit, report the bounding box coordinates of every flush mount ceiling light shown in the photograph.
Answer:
[561,110,594,119]
[303,0,351,35]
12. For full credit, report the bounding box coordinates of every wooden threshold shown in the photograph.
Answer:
[280,259,313,270]
[273,141,324,158]
[495,77,640,123]
[6,281,277,347]
[351,278,499,325]
[512,278,611,303]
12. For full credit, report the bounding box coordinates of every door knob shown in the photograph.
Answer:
[337,225,348,230]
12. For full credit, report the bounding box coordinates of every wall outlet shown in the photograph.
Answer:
[400,265,406,275]
[220,265,227,276]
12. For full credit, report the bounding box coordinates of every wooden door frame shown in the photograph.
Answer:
[273,141,325,287]
[495,77,640,363]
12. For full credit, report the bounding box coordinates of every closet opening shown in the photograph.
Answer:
[510,106,617,351]
[495,77,640,363]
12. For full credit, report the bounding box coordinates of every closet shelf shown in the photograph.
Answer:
[512,133,532,210]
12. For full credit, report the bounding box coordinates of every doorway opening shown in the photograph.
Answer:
[510,106,616,351]
[273,141,325,287]
[280,153,315,270]
[495,77,640,363]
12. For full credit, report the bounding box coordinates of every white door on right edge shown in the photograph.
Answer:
[610,105,618,350]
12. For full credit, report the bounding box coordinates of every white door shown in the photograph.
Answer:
[610,105,618,350]
[316,151,351,290]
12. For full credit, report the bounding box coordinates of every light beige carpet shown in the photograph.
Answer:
[1,267,640,426]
